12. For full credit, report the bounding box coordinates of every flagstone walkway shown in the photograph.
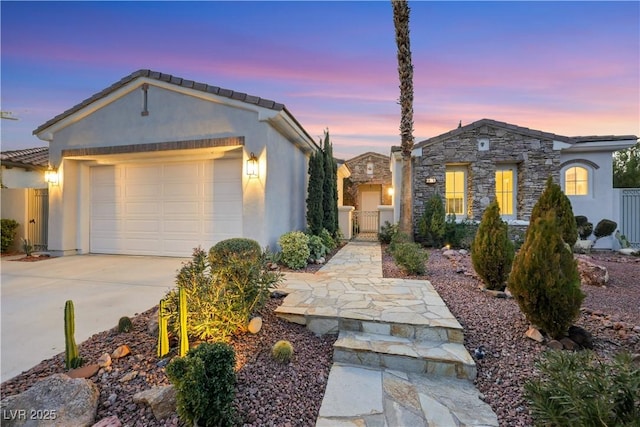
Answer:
[276,241,498,426]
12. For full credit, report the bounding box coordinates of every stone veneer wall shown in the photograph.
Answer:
[413,124,560,230]
[345,153,393,207]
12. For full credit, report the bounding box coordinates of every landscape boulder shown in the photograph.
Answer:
[248,316,263,334]
[132,386,176,420]
[575,256,608,287]
[0,373,99,427]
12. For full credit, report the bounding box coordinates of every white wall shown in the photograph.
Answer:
[44,82,310,254]
[1,166,46,189]
[560,151,618,228]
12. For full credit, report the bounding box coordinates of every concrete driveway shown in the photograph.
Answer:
[1,254,187,382]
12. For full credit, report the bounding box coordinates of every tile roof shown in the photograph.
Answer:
[414,118,637,149]
[34,69,287,135]
[0,147,49,169]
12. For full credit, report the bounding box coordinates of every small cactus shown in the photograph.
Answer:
[118,316,133,333]
[271,340,294,363]
[157,299,170,358]
[64,300,80,370]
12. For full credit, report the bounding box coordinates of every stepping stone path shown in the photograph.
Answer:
[276,241,498,426]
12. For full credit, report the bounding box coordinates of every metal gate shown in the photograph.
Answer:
[27,188,48,251]
[353,210,379,240]
[620,189,640,248]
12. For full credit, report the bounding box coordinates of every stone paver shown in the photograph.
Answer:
[275,241,498,426]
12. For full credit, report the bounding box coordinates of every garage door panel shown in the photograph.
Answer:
[91,159,242,256]
[125,183,161,198]
[125,201,162,215]
[164,201,201,215]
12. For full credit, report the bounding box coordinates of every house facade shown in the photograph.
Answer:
[34,70,318,257]
[406,119,637,232]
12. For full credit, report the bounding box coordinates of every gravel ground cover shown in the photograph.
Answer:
[2,244,638,427]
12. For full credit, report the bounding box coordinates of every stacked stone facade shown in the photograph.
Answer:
[344,152,392,207]
[413,120,561,226]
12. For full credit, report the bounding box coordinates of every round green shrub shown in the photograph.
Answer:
[378,221,398,244]
[271,340,294,363]
[392,242,428,275]
[1,219,20,253]
[574,215,588,227]
[508,210,584,339]
[307,235,327,261]
[166,342,237,427]
[117,316,133,333]
[471,200,515,291]
[209,238,262,269]
[319,228,337,251]
[278,231,310,269]
[594,219,617,238]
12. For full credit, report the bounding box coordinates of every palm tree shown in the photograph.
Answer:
[392,0,415,238]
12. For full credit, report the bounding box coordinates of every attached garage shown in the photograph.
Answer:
[34,69,319,257]
[90,158,242,256]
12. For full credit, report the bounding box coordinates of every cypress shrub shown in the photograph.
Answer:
[322,130,338,235]
[530,176,577,247]
[471,199,514,291]
[418,193,446,247]
[306,151,325,236]
[507,210,584,339]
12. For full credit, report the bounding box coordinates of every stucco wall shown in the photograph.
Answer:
[46,83,310,254]
[1,188,27,251]
[415,125,559,225]
[1,166,46,189]
[560,151,617,228]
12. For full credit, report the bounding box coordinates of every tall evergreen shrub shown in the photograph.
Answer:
[322,130,338,235]
[507,210,584,339]
[418,193,445,246]
[471,200,514,291]
[306,150,325,235]
[530,176,577,247]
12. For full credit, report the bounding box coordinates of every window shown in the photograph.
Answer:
[564,166,588,195]
[495,167,516,218]
[445,167,466,216]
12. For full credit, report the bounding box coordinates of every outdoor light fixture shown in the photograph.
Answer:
[425,176,437,184]
[246,152,258,177]
[387,188,394,196]
[44,167,59,185]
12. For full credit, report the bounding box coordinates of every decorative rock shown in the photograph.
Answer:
[316,257,326,264]
[575,256,609,287]
[547,340,563,350]
[560,337,578,350]
[119,371,138,383]
[133,385,177,420]
[92,415,122,427]
[248,316,263,334]
[0,373,99,427]
[525,327,544,343]
[68,363,100,379]
[271,290,288,298]
[619,247,639,256]
[97,353,112,368]
[573,239,593,254]
[458,249,468,255]
[442,250,459,259]
[111,344,131,359]
[568,325,593,349]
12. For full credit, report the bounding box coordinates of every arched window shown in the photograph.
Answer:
[564,166,589,196]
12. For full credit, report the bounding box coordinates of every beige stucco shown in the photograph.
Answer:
[36,76,316,256]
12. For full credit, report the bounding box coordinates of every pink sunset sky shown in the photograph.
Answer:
[1,1,638,160]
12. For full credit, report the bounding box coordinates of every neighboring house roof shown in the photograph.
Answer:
[414,118,638,150]
[0,147,49,170]
[33,69,319,153]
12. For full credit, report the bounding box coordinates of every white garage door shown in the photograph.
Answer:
[90,159,242,257]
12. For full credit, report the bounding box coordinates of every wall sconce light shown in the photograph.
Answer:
[387,188,394,196]
[44,167,59,185]
[425,176,437,184]
[246,152,258,177]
